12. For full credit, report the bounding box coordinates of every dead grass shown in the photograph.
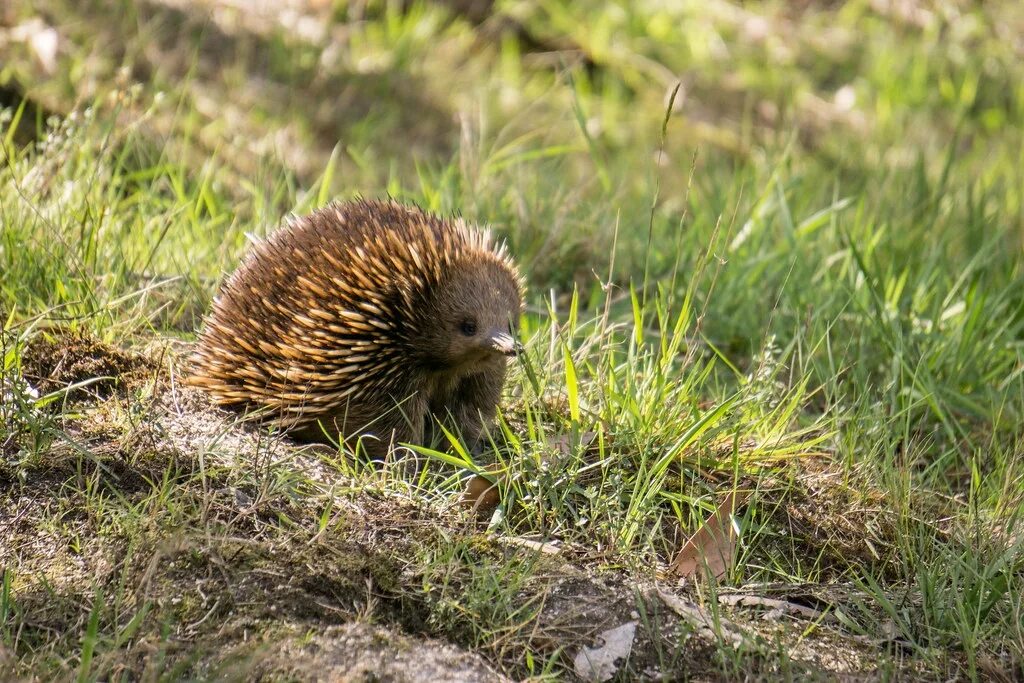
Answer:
[0,331,940,680]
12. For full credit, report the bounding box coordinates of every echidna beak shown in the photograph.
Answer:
[488,332,522,357]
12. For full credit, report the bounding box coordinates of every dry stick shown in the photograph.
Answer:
[655,587,754,649]
[716,593,836,623]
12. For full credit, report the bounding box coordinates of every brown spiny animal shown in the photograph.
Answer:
[188,199,524,458]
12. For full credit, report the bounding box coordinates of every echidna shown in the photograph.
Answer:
[188,199,525,458]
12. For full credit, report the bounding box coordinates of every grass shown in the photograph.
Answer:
[2,0,1023,680]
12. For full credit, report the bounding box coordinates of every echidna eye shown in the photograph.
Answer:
[460,319,477,336]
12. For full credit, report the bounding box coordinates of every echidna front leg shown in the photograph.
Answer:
[338,417,423,462]
[430,363,508,453]
[367,398,429,462]
[294,397,427,463]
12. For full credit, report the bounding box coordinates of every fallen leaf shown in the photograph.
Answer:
[668,488,752,579]
[573,621,636,682]
[461,473,501,517]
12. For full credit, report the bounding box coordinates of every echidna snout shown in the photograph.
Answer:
[188,199,526,459]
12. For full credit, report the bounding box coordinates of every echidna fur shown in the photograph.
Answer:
[188,199,525,457]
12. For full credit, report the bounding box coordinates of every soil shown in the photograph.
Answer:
[0,330,905,681]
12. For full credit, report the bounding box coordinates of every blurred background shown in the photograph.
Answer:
[2,0,1022,426]
[3,2,1021,285]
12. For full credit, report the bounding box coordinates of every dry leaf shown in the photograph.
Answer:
[573,621,636,682]
[461,473,501,517]
[668,488,752,579]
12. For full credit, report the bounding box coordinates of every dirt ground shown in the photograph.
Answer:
[0,332,931,681]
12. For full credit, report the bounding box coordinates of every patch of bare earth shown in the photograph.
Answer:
[2,332,931,680]
[251,622,512,682]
